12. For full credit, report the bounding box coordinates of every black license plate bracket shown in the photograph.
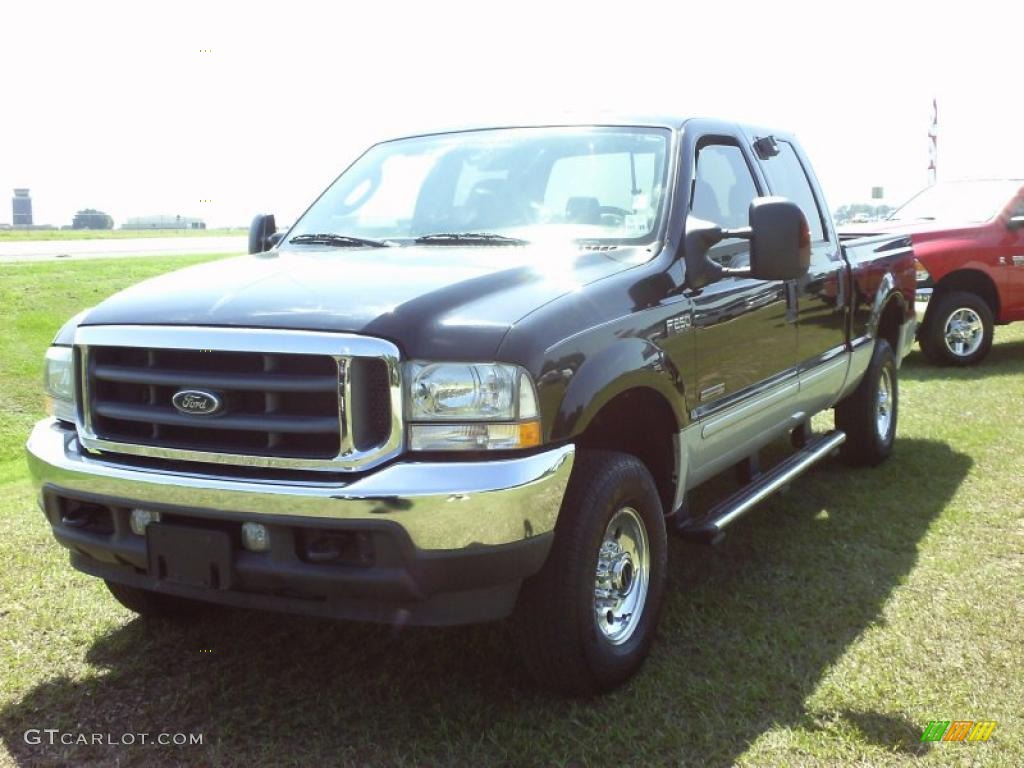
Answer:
[147,523,234,590]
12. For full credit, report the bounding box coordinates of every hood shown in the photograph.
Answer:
[839,219,985,240]
[81,245,648,359]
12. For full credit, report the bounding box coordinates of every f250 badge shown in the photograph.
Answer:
[172,389,223,416]
[666,312,693,337]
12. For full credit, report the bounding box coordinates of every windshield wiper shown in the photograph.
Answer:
[413,232,528,246]
[289,233,392,248]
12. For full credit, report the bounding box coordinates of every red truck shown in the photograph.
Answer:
[842,179,1024,365]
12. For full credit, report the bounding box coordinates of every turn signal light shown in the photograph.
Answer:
[408,420,543,451]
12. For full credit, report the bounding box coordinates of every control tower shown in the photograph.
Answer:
[12,189,33,227]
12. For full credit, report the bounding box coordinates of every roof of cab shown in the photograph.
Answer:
[380,113,796,146]
[380,111,690,142]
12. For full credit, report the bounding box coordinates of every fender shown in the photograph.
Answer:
[53,311,89,346]
[548,337,687,441]
[866,272,908,340]
[930,265,1004,316]
[927,258,1000,287]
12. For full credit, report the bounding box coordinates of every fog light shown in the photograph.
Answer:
[241,522,271,552]
[129,508,161,536]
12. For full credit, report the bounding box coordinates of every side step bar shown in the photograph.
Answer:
[675,430,846,543]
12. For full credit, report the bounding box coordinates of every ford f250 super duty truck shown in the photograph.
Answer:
[27,117,916,694]
[842,179,1024,366]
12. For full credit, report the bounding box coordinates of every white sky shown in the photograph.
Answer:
[2,0,1022,228]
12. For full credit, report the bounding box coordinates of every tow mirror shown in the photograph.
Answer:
[682,196,810,289]
[748,197,811,280]
[248,213,280,254]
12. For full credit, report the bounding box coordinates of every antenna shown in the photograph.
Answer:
[927,98,938,185]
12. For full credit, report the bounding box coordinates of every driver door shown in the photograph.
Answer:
[684,137,801,482]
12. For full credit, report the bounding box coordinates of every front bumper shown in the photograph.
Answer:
[26,419,574,624]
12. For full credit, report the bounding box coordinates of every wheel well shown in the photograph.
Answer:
[575,388,678,513]
[932,269,1001,319]
[876,299,903,353]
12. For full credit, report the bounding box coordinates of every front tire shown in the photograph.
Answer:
[835,339,898,466]
[920,290,994,366]
[513,450,667,695]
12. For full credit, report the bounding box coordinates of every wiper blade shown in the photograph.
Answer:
[289,233,392,247]
[413,232,528,245]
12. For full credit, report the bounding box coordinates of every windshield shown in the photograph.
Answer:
[285,127,671,246]
[888,180,1023,223]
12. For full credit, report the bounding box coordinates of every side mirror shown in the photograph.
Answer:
[248,213,278,254]
[1008,215,1024,231]
[748,197,811,281]
[682,196,810,289]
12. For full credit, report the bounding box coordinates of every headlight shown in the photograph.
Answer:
[405,362,541,451]
[914,259,931,284]
[43,346,76,423]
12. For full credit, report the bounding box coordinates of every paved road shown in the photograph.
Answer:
[0,236,246,263]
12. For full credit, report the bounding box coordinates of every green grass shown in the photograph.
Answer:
[0,228,246,242]
[1,259,1022,766]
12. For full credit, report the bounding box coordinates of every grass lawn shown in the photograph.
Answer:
[1,256,1022,766]
[0,229,246,242]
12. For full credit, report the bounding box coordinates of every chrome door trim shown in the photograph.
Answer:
[693,367,799,437]
[799,351,848,388]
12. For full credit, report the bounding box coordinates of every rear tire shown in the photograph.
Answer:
[920,290,994,366]
[105,580,199,618]
[835,339,898,467]
[513,450,667,695]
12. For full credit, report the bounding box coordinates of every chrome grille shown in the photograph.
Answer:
[75,326,403,472]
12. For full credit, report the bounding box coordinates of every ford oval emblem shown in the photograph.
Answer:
[171,389,223,416]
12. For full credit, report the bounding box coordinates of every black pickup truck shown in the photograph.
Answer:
[28,117,916,694]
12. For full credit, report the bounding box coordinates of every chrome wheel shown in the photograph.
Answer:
[876,365,894,439]
[943,307,984,357]
[594,506,649,645]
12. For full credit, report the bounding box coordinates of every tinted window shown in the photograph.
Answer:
[761,141,826,241]
[691,144,759,230]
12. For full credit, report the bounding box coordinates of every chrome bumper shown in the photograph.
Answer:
[26,419,574,551]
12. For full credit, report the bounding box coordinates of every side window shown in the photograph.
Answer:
[691,143,759,230]
[760,141,827,242]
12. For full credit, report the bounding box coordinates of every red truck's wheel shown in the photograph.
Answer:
[105,581,200,618]
[920,290,994,366]
[836,339,898,466]
[513,450,667,695]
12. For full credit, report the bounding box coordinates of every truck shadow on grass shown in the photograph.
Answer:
[1,438,968,767]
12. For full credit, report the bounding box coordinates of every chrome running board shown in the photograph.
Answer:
[676,430,846,542]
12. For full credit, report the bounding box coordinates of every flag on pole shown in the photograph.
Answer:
[928,98,938,185]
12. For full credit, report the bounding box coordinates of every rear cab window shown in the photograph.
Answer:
[759,140,828,244]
